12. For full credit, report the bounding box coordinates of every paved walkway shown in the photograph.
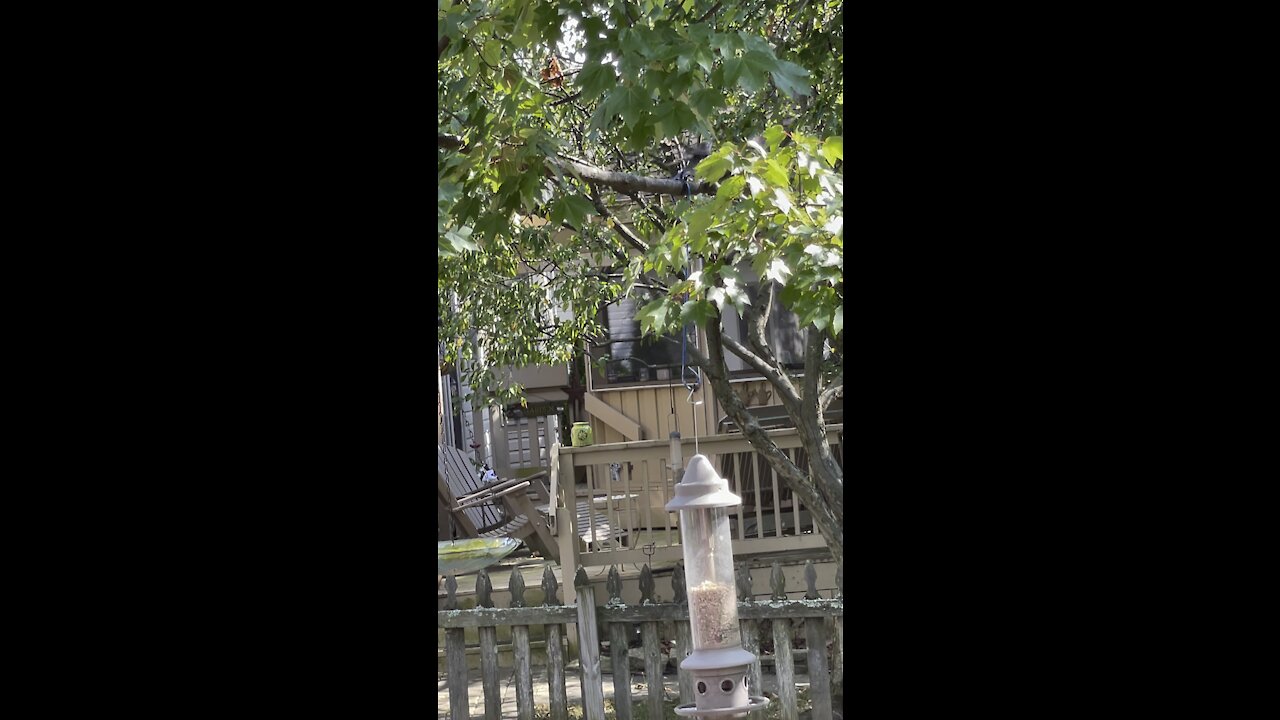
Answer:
[438,665,811,719]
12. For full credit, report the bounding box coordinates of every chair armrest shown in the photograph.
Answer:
[455,481,531,511]
[457,476,525,503]
[524,470,551,502]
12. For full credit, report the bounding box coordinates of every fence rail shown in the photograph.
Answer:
[439,559,843,720]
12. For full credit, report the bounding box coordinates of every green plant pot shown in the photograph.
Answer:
[571,422,594,447]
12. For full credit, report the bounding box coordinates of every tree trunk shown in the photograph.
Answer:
[701,320,843,569]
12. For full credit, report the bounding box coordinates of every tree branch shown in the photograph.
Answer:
[548,156,715,198]
[626,191,669,231]
[438,135,715,198]
[721,332,803,410]
[589,192,649,253]
[438,35,450,60]
[818,373,843,411]
[550,90,583,107]
[802,325,824,404]
[700,312,843,567]
[742,283,783,378]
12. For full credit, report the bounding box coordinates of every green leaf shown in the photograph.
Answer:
[654,101,697,140]
[832,306,843,336]
[684,203,716,247]
[820,136,844,167]
[764,258,791,285]
[482,40,502,67]
[721,57,742,87]
[635,298,673,335]
[770,59,812,98]
[612,85,650,130]
[707,286,725,309]
[690,87,725,123]
[680,299,715,328]
[619,27,652,60]
[738,50,775,93]
[715,175,746,204]
[711,32,742,58]
[695,145,734,183]
[763,125,786,152]
[772,188,794,215]
[560,195,597,229]
[578,61,617,103]
[760,159,789,187]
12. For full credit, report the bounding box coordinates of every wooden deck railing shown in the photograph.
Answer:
[549,425,843,606]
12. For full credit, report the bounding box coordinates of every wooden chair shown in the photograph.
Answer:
[438,444,560,562]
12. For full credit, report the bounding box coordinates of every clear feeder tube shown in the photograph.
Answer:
[680,506,742,651]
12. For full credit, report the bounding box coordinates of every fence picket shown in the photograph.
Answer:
[737,562,763,699]
[641,614,664,719]
[802,561,833,720]
[770,562,798,720]
[439,557,841,720]
[444,573,470,720]
[638,564,664,718]
[477,569,501,720]
[509,566,534,720]
[672,562,694,704]
[513,622,534,720]
[831,563,843,701]
[543,566,569,720]
[607,567,633,720]
[574,568,606,720]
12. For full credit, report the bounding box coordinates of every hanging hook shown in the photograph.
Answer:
[686,383,704,455]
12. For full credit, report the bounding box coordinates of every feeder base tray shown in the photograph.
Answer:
[673,695,770,717]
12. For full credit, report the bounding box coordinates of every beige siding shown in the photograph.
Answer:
[586,378,777,445]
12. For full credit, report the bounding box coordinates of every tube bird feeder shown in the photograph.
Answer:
[666,454,769,718]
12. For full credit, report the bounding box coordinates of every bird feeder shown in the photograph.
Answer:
[666,454,769,718]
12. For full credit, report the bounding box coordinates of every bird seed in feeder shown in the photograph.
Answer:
[688,580,741,649]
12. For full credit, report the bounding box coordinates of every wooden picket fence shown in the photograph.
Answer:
[438,560,843,720]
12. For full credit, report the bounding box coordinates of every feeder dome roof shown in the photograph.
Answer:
[665,454,742,511]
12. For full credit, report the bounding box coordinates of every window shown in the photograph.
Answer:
[588,281,806,389]
[720,281,806,375]
[589,289,692,388]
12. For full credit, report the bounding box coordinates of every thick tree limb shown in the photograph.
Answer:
[548,157,715,197]
[438,134,714,198]
[588,194,649,253]
[697,316,843,567]
[743,282,776,364]
[803,325,824,404]
[721,333,802,409]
